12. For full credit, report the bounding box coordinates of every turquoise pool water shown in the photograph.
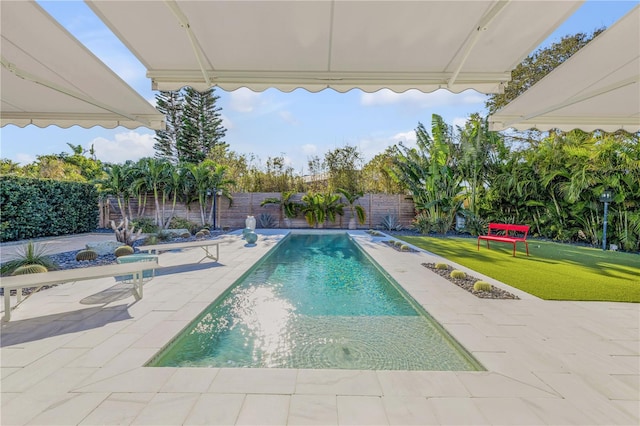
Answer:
[148,233,482,370]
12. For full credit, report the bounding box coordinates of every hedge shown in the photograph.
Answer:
[0,176,98,242]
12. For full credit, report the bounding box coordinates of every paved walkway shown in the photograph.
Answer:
[1,230,638,425]
[0,232,118,258]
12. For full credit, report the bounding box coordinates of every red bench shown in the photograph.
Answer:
[477,223,530,257]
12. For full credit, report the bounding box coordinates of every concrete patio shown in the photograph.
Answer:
[1,230,638,425]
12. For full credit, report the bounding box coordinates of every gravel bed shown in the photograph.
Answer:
[422,262,519,300]
[0,231,229,297]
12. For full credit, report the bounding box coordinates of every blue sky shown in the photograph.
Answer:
[1,0,637,174]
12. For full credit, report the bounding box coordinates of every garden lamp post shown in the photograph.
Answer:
[206,188,222,230]
[213,188,222,230]
[600,189,613,251]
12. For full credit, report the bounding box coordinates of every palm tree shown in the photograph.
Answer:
[337,188,366,229]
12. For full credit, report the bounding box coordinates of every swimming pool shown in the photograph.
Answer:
[148,232,483,371]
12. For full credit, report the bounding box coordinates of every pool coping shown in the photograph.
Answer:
[1,230,638,425]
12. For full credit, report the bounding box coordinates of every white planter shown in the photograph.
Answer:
[348,217,356,230]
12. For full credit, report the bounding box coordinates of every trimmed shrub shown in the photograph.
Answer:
[75,249,98,261]
[199,229,211,236]
[450,270,466,279]
[0,176,98,242]
[435,262,449,270]
[12,264,48,275]
[474,281,493,292]
[180,232,192,239]
[132,217,159,234]
[195,231,206,239]
[400,244,410,251]
[114,245,134,257]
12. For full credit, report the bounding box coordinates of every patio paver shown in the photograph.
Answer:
[1,230,638,425]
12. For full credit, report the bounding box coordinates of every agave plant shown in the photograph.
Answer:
[0,241,58,276]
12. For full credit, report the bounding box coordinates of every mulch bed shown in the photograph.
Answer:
[422,262,519,300]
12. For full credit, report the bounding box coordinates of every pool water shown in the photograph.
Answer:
[148,233,483,371]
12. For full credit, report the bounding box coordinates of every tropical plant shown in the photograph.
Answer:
[0,241,58,275]
[390,115,465,234]
[261,191,301,227]
[300,192,344,228]
[337,188,366,228]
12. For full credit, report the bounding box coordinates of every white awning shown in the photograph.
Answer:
[0,1,165,130]
[86,0,583,94]
[489,5,640,133]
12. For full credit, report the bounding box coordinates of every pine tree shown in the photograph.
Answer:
[154,91,183,163]
[177,87,228,164]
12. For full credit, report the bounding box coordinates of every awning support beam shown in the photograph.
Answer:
[0,56,151,126]
[164,0,212,88]
[447,0,511,90]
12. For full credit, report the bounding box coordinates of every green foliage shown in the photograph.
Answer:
[195,231,206,239]
[180,232,192,238]
[133,217,159,234]
[324,145,364,193]
[337,188,366,225]
[0,177,98,242]
[435,263,449,270]
[12,264,48,275]
[75,250,98,261]
[486,31,602,114]
[450,270,466,279]
[199,228,211,236]
[473,281,492,292]
[177,87,228,164]
[460,212,487,237]
[400,244,410,252]
[143,235,159,245]
[114,245,134,257]
[412,212,431,234]
[380,214,403,231]
[391,115,464,234]
[0,241,58,275]
[300,192,345,228]
[169,217,200,235]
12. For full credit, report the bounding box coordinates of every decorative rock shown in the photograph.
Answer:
[86,241,123,256]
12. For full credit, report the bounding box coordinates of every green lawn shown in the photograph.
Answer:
[399,236,640,302]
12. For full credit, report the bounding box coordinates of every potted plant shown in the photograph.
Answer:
[337,188,366,229]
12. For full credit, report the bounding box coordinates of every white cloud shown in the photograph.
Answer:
[357,130,417,163]
[14,153,36,165]
[452,117,468,129]
[279,110,298,125]
[221,113,233,130]
[301,144,317,155]
[229,88,263,112]
[360,88,486,108]
[91,131,156,164]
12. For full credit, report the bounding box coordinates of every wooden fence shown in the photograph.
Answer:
[102,193,416,230]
